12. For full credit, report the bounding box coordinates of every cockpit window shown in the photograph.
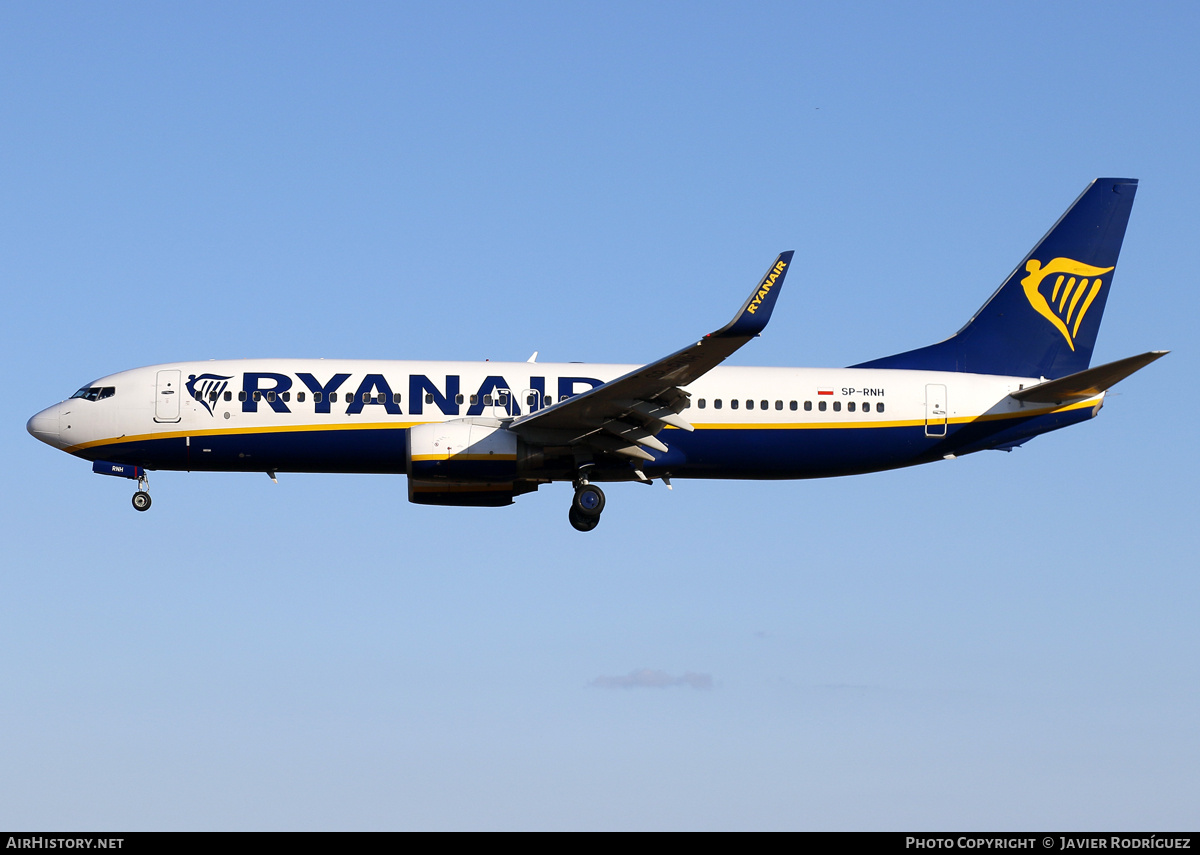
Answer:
[70,386,115,402]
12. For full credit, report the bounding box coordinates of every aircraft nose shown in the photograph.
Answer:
[27,405,63,448]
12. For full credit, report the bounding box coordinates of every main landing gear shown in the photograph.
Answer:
[568,482,605,532]
[132,471,151,512]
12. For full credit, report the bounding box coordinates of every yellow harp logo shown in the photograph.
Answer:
[1020,257,1114,351]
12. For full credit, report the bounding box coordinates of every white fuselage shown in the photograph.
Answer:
[27,359,1101,480]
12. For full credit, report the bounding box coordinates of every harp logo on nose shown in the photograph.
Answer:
[185,373,233,416]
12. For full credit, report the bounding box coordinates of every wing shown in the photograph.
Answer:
[508,251,794,462]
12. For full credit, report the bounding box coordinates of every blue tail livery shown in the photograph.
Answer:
[854,178,1138,379]
[27,179,1164,531]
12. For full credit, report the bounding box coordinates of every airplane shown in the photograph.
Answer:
[27,178,1165,532]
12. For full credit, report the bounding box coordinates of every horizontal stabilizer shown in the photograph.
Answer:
[1010,350,1167,404]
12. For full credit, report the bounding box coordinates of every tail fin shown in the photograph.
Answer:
[854,178,1138,378]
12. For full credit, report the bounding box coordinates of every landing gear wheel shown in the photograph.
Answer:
[572,484,605,518]
[132,491,152,512]
[569,506,600,532]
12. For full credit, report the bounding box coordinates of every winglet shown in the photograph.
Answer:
[714,251,794,338]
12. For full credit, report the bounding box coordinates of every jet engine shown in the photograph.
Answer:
[406,419,543,506]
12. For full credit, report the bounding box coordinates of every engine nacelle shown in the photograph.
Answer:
[408,419,519,481]
[407,419,542,506]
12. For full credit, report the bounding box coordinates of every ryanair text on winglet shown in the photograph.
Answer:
[745,259,787,314]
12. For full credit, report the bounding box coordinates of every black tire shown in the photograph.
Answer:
[132,491,152,512]
[572,484,605,518]
[569,506,600,532]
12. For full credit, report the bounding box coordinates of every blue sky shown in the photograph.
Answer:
[2,1,1197,830]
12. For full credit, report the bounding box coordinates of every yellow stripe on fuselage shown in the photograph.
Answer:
[66,397,1099,453]
[410,454,518,462]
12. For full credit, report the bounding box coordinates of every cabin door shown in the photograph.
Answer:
[155,369,182,423]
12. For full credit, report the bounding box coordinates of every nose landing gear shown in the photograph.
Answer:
[568,482,605,532]
[132,471,151,512]
[90,461,153,511]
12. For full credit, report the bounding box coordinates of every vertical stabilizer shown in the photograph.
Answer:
[854,178,1138,378]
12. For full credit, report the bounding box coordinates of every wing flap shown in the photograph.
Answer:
[585,434,658,461]
[601,419,670,453]
[619,399,695,432]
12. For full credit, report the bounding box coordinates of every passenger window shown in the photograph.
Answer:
[877,402,885,413]
[239,391,248,402]
[714,399,722,409]
[394,393,402,404]
[224,391,232,402]
[282,392,291,402]
[698,399,706,409]
[818,400,826,412]
[470,395,478,405]
[847,401,856,412]
[377,393,386,403]
[208,391,218,402]
[297,392,305,402]
[527,394,536,406]
[560,395,568,402]
[361,393,370,403]
[745,400,753,409]
[803,400,811,411]
[253,391,262,402]
[425,393,433,404]
[761,400,769,410]
[499,392,509,406]
[267,391,276,402]
[731,399,739,410]
[313,391,323,403]
[544,395,552,406]
[483,395,493,406]
[775,400,783,410]
[833,401,841,412]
